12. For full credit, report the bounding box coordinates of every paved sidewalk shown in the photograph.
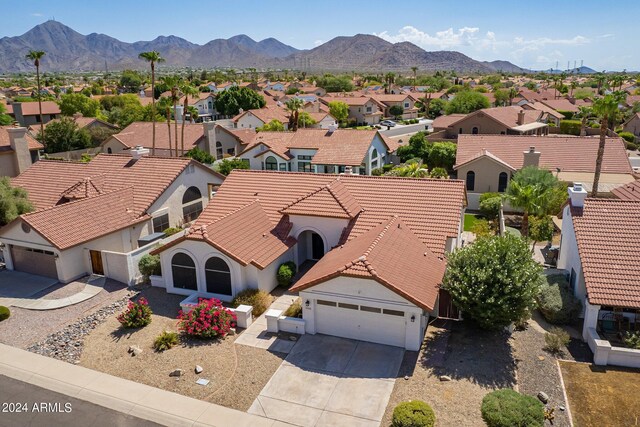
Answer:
[0,343,278,427]
[234,293,299,354]
[0,275,104,310]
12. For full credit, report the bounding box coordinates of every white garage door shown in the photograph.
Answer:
[315,299,407,348]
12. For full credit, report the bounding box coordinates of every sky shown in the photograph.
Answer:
[3,0,640,71]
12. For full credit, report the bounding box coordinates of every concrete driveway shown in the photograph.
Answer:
[248,334,404,427]
[0,270,57,298]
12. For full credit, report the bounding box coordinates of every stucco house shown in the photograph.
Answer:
[233,105,336,131]
[101,122,207,157]
[188,93,220,122]
[454,135,634,209]
[622,112,640,137]
[218,127,397,175]
[432,106,549,139]
[369,94,419,120]
[557,184,640,368]
[0,126,42,177]
[151,170,466,350]
[0,151,224,285]
[7,101,61,127]
[319,96,385,126]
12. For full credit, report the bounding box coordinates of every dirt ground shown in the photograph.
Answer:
[80,287,285,411]
[382,320,516,427]
[559,361,640,427]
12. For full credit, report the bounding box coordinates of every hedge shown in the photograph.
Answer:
[392,401,436,427]
[559,120,582,136]
[481,389,544,427]
[0,306,10,321]
[537,274,581,324]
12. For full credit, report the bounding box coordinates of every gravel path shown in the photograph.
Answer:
[0,279,131,349]
[80,287,285,411]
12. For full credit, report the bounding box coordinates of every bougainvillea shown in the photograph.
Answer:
[117,297,152,328]
[177,298,237,339]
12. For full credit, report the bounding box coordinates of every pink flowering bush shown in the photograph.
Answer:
[177,298,237,339]
[117,297,152,328]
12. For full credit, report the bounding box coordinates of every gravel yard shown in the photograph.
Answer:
[80,287,285,411]
[0,279,131,349]
[382,320,516,427]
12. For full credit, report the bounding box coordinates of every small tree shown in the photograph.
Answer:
[444,90,490,114]
[138,254,161,281]
[0,177,33,226]
[38,117,91,153]
[58,93,100,117]
[389,104,404,120]
[328,101,349,125]
[217,158,250,176]
[185,147,215,164]
[479,193,502,221]
[442,234,543,329]
[528,215,554,250]
[256,120,285,132]
[427,141,456,170]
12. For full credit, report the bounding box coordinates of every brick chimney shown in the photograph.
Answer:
[517,109,526,126]
[7,126,32,175]
[522,146,540,167]
[11,102,25,127]
[568,183,587,208]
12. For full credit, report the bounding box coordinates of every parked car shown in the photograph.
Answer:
[380,120,396,127]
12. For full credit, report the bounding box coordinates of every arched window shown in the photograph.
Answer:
[265,156,278,170]
[466,171,475,191]
[498,172,509,193]
[182,186,203,222]
[171,253,197,290]
[472,126,479,134]
[205,257,232,295]
[182,186,202,204]
[216,141,223,159]
[371,148,379,169]
[208,101,213,110]
[107,147,112,154]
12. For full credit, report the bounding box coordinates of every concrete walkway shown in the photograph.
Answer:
[0,275,105,310]
[0,343,278,427]
[234,293,299,354]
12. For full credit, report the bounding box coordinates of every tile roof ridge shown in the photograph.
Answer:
[22,186,137,218]
[325,178,362,217]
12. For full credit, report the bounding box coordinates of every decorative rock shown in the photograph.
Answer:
[169,369,183,377]
[537,391,549,403]
[195,365,203,374]
[538,356,545,361]
[404,375,409,381]
[439,375,452,382]
[227,328,236,336]
[132,347,143,356]
[559,405,565,411]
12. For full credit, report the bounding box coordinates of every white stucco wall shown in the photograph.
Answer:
[236,113,267,130]
[557,204,588,313]
[299,276,427,350]
[288,215,349,265]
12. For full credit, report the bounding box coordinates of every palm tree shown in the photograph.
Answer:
[507,87,518,106]
[138,51,165,156]
[594,72,607,95]
[422,86,435,118]
[388,161,429,178]
[285,98,304,131]
[157,97,173,156]
[411,66,418,91]
[591,93,623,196]
[25,50,46,148]
[575,106,593,136]
[161,75,182,157]
[180,83,199,156]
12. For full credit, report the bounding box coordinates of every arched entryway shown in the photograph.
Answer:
[297,230,325,264]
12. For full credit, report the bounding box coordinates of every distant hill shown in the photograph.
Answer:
[482,60,529,73]
[0,21,520,74]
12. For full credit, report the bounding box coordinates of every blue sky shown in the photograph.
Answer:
[5,0,640,71]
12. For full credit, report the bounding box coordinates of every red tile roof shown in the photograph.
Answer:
[6,101,60,116]
[0,126,43,153]
[612,179,640,201]
[108,122,205,153]
[280,179,362,219]
[291,216,446,310]
[540,99,579,113]
[455,135,633,174]
[571,198,640,308]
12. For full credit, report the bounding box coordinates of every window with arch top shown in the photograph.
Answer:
[498,172,508,192]
[466,171,475,191]
[171,253,197,290]
[205,257,232,295]
[265,156,278,170]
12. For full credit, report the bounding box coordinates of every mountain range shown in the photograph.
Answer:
[0,21,522,74]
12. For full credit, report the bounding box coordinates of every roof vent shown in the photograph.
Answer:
[327,124,338,134]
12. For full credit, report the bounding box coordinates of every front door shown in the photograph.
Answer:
[90,250,104,275]
[311,233,324,260]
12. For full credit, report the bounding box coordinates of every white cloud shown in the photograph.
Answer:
[31,13,44,17]
[313,39,324,47]
[374,26,486,49]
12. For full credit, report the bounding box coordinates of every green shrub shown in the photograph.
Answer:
[178,298,236,338]
[544,327,571,354]
[479,192,502,220]
[163,227,181,236]
[392,400,436,427]
[559,120,582,136]
[536,274,581,324]
[481,389,544,427]
[138,254,161,279]
[471,219,492,237]
[0,306,10,321]
[117,297,152,328]
[382,164,394,172]
[371,167,384,176]
[623,331,640,349]
[231,289,273,317]
[276,261,297,287]
[429,167,448,179]
[619,131,636,144]
[284,298,302,318]
[153,330,179,351]
[625,141,638,151]
[556,110,574,120]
